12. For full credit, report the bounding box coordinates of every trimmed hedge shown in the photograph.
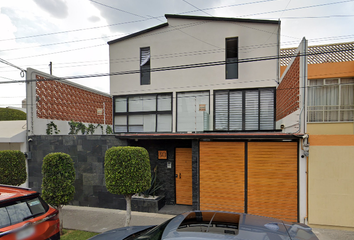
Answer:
[0,108,26,121]
[41,153,75,208]
[0,150,27,186]
[105,146,151,195]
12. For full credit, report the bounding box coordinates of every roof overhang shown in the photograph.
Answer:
[115,132,303,141]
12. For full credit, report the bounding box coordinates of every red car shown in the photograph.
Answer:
[0,185,60,240]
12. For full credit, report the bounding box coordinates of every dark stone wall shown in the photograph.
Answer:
[192,140,200,210]
[28,135,198,210]
[28,135,128,209]
[128,139,193,205]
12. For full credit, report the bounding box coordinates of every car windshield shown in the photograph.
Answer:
[0,196,48,228]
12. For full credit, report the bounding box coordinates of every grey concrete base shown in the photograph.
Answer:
[312,227,354,240]
[62,205,174,233]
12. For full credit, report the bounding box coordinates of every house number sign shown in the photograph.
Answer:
[158,150,167,160]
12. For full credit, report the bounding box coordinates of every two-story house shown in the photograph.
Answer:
[108,14,306,223]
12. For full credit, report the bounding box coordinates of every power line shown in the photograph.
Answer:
[0,45,352,85]
[181,0,213,17]
[0,0,276,42]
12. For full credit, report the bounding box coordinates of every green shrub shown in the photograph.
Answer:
[0,150,27,186]
[41,153,75,208]
[0,108,26,121]
[105,146,151,226]
[105,146,151,195]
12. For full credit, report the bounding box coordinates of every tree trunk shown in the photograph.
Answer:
[58,205,63,235]
[124,194,132,227]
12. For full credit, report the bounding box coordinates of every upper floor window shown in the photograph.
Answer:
[214,88,275,131]
[226,37,238,79]
[308,78,354,122]
[114,93,172,133]
[140,47,150,85]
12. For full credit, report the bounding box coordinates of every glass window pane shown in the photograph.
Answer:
[177,92,209,132]
[245,90,259,130]
[129,114,155,132]
[158,95,171,111]
[157,114,172,132]
[214,91,228,131]
[260,89,274,130]
[129,96,156,112]
[7,202,31,225]
[115,98,127,113]
[229,91,242,131]
[114,116,127,132]
[0,208,11,228]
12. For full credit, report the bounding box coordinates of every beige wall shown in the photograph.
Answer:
[0,143,21,150]
[308,123,354,135]
[309,145,354,228]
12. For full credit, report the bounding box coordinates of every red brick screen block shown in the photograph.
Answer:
[36,75,112,125]
[276,54,300,121]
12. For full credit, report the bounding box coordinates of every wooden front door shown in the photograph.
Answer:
[175,148,193,205]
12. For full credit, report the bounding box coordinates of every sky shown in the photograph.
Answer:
[1,0,353,108]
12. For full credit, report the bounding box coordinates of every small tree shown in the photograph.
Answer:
[105,146,151,226]
[0,150,26,186]
[41,153,75,234]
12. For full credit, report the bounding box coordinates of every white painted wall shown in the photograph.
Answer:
[110,17,280,95]
[26,68,112,136]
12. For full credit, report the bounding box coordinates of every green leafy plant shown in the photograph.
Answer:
[106,125,113,134]
[68,120,86,135]
[141,165,163,197]
[41,152,75,235]
[46,121,60,135]
[105,146,151,226]
[87,124,95,135]
[0,150,27,186]
[0,108,26,121]
[68,120,78,134]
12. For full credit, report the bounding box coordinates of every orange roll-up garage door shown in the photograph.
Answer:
[200,142,245,212]
[248,142,298,222]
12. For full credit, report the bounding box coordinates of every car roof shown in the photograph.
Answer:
[0,185,37,203]
[162,211,317,240]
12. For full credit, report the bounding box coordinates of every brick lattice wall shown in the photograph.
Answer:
[36,75,112,124]
[276,54,300,121]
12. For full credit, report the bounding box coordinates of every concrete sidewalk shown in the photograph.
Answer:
[62,205,175,233]
[62,205,354,239]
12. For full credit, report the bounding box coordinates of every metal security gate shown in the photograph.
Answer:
[199,141,298,222]
[199,142,245,212]
[248,142,298,222]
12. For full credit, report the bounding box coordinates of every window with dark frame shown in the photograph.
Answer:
[226,37,238,79]
[214,88,275,131]
[113,93,172,133]
[140,47,151,85]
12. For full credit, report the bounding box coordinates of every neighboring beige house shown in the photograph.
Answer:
[108,14,308,223]
[0,120,27,151]
[280,42,354,229]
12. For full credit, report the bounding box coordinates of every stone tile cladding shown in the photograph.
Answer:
[276,54,300,121]
[36,75,112,124]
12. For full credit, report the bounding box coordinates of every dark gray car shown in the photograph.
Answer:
[89,211,318,240]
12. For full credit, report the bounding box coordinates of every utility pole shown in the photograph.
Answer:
[49,62,52,75]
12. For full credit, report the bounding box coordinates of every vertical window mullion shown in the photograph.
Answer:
[258,89,261,131]
[242,90,245,131]
[228,90,230,131]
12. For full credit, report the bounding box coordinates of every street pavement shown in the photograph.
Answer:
[62,205,354,239]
